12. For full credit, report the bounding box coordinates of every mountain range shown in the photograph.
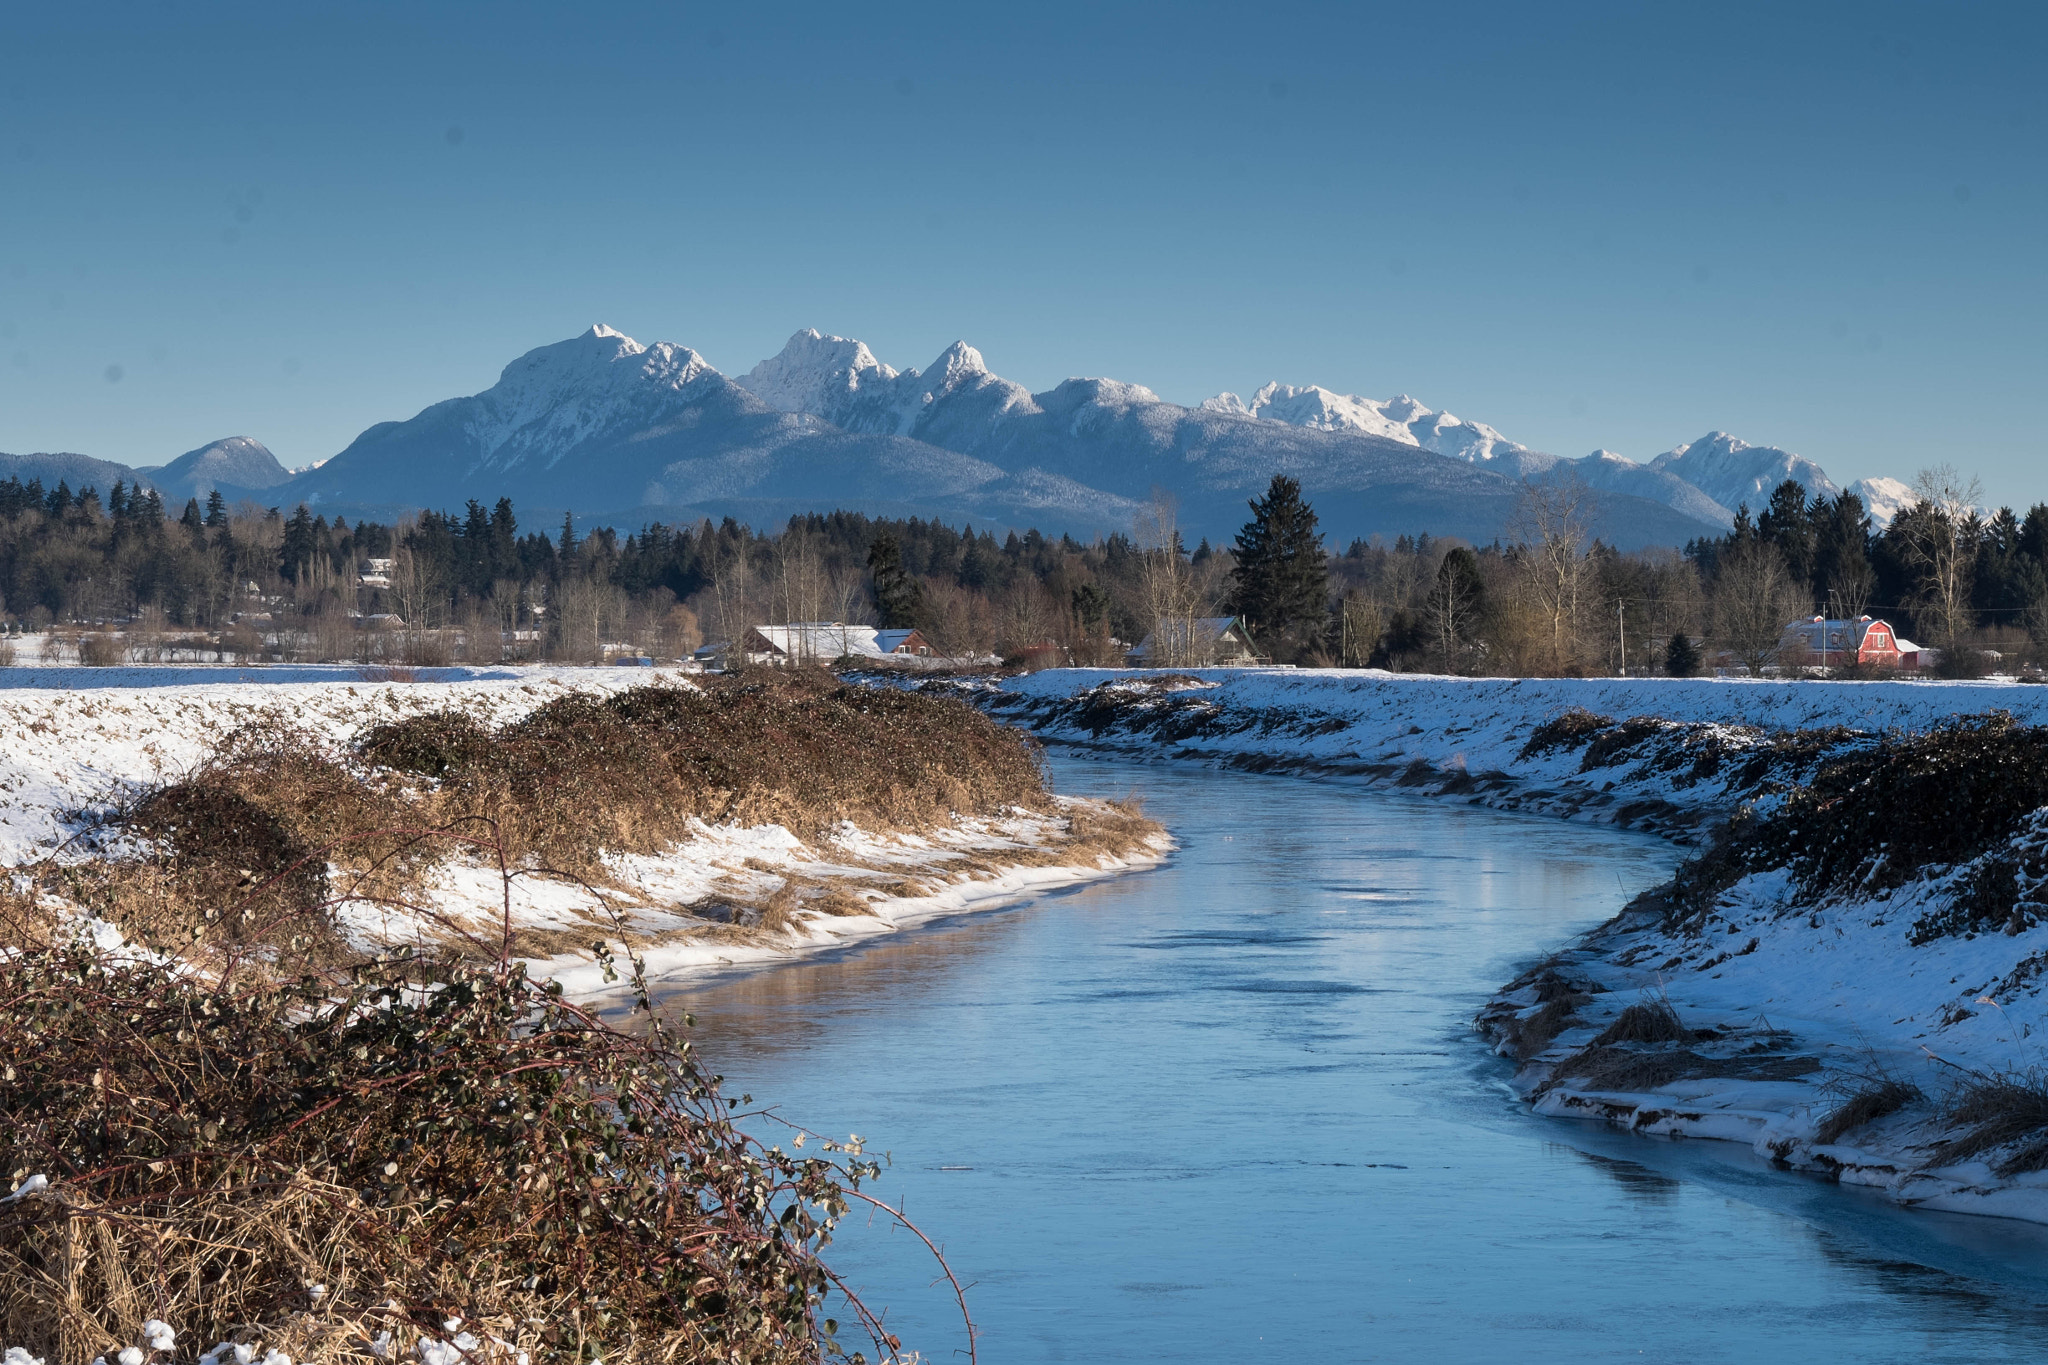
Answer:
[1,326,1916,548]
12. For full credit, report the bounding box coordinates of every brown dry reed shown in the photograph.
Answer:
[1813,1078,1923,1147]
[1931,1070,2048,1176]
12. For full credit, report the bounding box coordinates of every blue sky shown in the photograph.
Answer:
[1,1,2043,503]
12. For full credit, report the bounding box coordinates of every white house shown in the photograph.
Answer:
[695,623,940,668]
[1128,616,1260,666]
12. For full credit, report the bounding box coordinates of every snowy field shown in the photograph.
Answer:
[0,667,1166,994]
[941,666,2048,1223]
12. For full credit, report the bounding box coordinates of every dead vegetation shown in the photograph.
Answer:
[0,940,941,1365]
[1930,1071,2048,1176]
[1591,1000,1694,1047]
[32,673,1109,971]
[1813,1077,1924,1147]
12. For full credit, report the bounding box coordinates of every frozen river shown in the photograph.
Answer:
[663,754,2048,1363]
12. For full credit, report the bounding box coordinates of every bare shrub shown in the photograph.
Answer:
[0,942,927,1365]
[362,675,1053,875]
[76,632,122,667]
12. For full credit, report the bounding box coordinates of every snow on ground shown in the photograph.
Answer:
[0,667,1166,993]
[941,666,2048,1223]
[956,667,2048,833]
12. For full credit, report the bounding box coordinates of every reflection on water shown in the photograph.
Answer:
[661,755,2048,1364]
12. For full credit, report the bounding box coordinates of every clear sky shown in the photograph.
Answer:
[2,1,2043,503]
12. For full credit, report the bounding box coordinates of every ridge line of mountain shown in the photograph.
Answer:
[2,325,1916,547]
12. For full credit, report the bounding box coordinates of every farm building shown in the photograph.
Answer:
[1778,615,1924,669]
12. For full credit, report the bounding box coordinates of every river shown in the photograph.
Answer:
[662,754,2048,1363]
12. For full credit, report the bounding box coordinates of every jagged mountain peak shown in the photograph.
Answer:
[743,329,898,418]
[1651,431,1838,514]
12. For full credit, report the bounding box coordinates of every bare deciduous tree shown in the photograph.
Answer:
[1507,480,1590,673]
[1135,490,1206,665]
[1711,539,1808,675]
[1905,463,1983,650]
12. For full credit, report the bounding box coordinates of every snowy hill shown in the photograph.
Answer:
[0,450,150,497]
[136,436,292,503]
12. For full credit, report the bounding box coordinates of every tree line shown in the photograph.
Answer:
[0,463,2037,675]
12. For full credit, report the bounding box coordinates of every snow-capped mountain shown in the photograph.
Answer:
[136,436,291,502]
[730,330,1722,548]
[65,323,1880,548]
[1216,377,1915,533]
[1203,384,1543,470]
[1845,476,1915,531]
[275,326,1137,533]
[1648,432,1838,516]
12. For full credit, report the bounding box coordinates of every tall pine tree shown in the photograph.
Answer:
[1228,475,1327,660]
[867,532,922,628]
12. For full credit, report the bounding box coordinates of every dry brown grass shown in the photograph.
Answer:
[1592,1000,1693,1046]
[1542,1044,1819,1095]
[1930,1072,2048,1175]
[1510,996,1585,1060]
[52,675,1090,972]
[1814,1077,1924,1146]
[358,674,1054,875]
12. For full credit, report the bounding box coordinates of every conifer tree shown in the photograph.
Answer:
[1227,475,1327,659]
[867,532,921,628]
[1665,631,1702,677]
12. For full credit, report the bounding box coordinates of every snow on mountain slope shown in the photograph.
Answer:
[732,335,1723,549]
[141,436,291,500]
[1546,449,1735,526]
[1205,382,1540,467]
[1650,432,1839,516]
[1846,476,1915,530]
[741,329,1040,441]
[275,326,1084,530]
[464,326,726,475]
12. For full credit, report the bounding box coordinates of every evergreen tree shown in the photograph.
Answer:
[559,512,577,557]
[179,498,204,533]
[867,532,922,628]
[281,505,319,585]
[1665,631,1702,677]
[1227,475,1327,659]
[204,489,228,527]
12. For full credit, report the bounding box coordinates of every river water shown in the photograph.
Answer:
[663,755,2048,1363]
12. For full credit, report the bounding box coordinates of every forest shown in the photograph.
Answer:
[0,464,2038,677]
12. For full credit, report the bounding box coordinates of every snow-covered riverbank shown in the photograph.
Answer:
[926,667,2048,1224]
[0,670,1166,994]
[936,667,2048,837]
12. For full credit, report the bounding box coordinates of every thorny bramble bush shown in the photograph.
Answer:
[0,933,953,1365]
[1658,714,2048,932]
